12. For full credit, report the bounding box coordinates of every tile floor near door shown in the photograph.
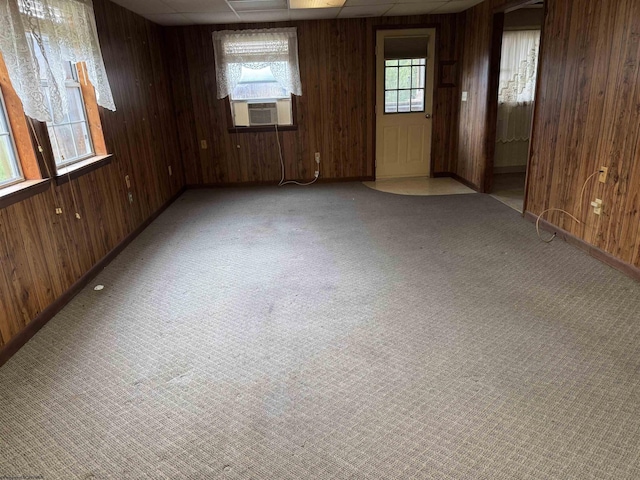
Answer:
[363,176,476,196]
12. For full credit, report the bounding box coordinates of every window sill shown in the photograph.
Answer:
[228,125,298,134]
[55,154,113,186]
[0,179,50,210]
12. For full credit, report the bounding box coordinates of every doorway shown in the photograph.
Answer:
[375,28,436,179]
[487,3,544,212]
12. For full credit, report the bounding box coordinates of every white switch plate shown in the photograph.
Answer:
[462,91,468,102]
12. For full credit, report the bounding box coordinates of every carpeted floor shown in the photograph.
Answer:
[1,183,640,479]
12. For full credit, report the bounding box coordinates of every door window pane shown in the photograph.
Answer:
[398,90,411,113]
[385,91,398,113]
[385,67,398,90]
[383,57,427,114]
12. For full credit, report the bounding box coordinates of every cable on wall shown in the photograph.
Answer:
[28,117,63,215]
[534,169,603,243]
[48,125,82,219]
[275,124,319,187]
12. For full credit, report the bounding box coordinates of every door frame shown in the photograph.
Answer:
[372,24,440,181]
[484,0,548,214]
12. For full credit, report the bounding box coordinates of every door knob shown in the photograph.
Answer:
[425,114,432,119]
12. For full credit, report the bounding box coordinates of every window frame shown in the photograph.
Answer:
[383,58,427,115]
[43,61,96,169]
[228,66,295,129]
[0,89,24,189]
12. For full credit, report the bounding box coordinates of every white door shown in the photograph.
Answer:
[375,29,435,179]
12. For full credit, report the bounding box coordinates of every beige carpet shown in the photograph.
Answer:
[1,184,640,479]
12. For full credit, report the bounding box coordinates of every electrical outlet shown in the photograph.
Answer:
[591,198,603,215]
[168,165,173,176]
[125,175,130,189]
[315,152,321,164]
[599,166,608,183]
[128,192,134,204]
[200,140,208,149]
[55,207,63,215]
[462,91,468,102]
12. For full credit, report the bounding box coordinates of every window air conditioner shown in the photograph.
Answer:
[248,102,278,126]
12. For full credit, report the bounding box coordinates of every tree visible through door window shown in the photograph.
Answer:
[384,59,426,114]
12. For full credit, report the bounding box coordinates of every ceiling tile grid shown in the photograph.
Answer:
[111,0,484,25]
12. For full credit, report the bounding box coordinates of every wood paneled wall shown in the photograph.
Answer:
[458,0,640,270]
[527,0,640,269]
[0,0,183,348]
[455,0,508,190]
[164,14,465,185]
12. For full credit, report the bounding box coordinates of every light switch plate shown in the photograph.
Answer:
[462,91,468,102]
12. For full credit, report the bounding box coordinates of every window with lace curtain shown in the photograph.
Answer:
[496,30,540,145]
[0,0,114,188]
[495,29,540,171]
[31,37,94,167]
[212,28,302,128]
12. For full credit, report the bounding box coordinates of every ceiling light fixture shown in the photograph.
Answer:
[289,0,345,9]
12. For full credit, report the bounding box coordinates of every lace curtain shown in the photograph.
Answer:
[496,30,540,143]
[0,0,115,123]
[212,28,302,100]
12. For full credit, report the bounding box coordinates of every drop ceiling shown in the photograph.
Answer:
[111,0,485,26]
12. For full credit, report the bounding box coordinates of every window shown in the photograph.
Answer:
[230,66,293,127]
[384,59,426,114]
[44,62,94,167]
[31,39,94,168]
[0,91,22,188]
[212,28,302,128]
[498,30,540,104]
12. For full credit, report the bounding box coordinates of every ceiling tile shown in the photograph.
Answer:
[289,7,341,19]
[167,0,233,13]
[111,0,175,14]
[337,4,392,17]
[435,0,484,12]
[144,13,193,25]
[182,11,242,23]
[384,2,446,16]
[236,9,291,21]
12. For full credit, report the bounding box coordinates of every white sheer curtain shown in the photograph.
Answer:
[212,27,302,100]
[496,30,540,145]
[0,0,115,123]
